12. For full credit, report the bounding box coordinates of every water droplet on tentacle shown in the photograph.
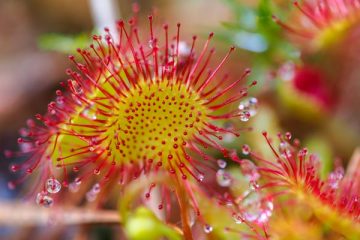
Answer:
[69,178,82,193]
[241,191,273,223]
[36,192,54,207]
[238,97,258,118]
[240,159,260,181]
[216,169,232,187]
[46,178,62,194]
[198,173,205,182]
[328,167,344,189]
[86,183,101,202]
[203,224,213,233]
[232,213,243,224]
[239,111,251,122]
[217,159,227,169]
[242,144,251,155]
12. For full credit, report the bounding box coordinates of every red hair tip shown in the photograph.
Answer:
[117,20,124,27]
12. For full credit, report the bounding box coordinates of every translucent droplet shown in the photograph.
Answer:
[178,41,191,56]
[285,132,292,140]
[240,159,260,181]
[148,39,155,49]
[198,173,205,182]
[46,178,61,194]
[279,141,292,157]
[249,180,260,191]
[203,224,213,233]
[279,141,287,152]
[298,148,308,158]
[217,159,227,169]
[328,167,344,189]
[56,96,65,105]
[86,183,101,202]
[86,191,97,202]
[82,104,97,120]
[242,144,251,155]
[93,168,100,175]
[241,191,273,223]
[239,111,251,122]
[278,62,295,81]
[238,97,258,117]
[20,142,34,153]
[69,179,81,193]
[91,183,101,193]
[232,213,243,224]
[223,133,235,143]
[36,192,54,207]
[216,169,232,187]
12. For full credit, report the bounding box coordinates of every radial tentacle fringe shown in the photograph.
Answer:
[251,132,360,238]
[7,16,256,219]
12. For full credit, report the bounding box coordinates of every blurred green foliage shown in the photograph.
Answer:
[38,33,91,53]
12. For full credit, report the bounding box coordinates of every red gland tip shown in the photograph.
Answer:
[148,15,153,20]
[117,20,124,27]
[35,114,42,120]
[209,32,214,38]
[10,164,19,172]
[177,23,181,27]
[262,131,268,137]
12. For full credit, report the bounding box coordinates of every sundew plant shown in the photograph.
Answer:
[1,1,360,240]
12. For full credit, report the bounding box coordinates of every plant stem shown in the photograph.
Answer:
[0,201,120,226]
[175,179,194,240]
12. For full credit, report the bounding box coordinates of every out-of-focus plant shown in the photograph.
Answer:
[38,33,92,54]
[218,0,299,85]
[250,132,360,239]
